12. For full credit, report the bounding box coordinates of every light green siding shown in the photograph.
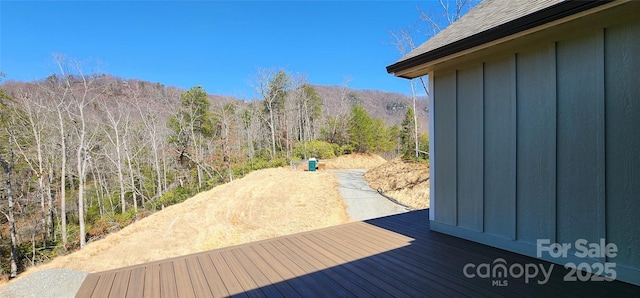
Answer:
[429,15,640,286]
[456,65,484,231]
[515,44,557,245]
[604,20,640,273]
[556,30,606,254]
[433,71,457,225]
[483,56,516,240]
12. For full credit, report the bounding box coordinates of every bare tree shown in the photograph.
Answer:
[55,55,101,249]
[240,103,260,168]
[212,101,237,182]
[99,95,129,214]
[252,68,291,158]
[0,97,20,278]
[128,84,165,201]
[389,0,479,158]
[322,78,353,145]
[10,87,53,246]
[36,55,74,247]
[418,0,476,34]
[0,142,19,278]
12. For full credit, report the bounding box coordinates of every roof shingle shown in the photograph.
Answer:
[399,0,563,62]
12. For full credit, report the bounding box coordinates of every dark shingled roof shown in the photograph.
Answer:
[387,0,611,77]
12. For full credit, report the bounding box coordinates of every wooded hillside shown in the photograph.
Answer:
[0,60,428,279]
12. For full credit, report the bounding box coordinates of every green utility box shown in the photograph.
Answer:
[308,158,317,172]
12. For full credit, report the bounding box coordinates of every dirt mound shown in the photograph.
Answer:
[363,158,430,209]
[323,153,387,169]
[32,168,347,274]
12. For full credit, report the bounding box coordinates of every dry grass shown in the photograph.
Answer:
[323,153,387,169]
[364,158,430,209]
[29,168,348,274]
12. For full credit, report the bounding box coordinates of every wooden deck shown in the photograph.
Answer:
[76,210,639,297]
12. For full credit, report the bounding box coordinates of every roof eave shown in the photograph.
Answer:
[386,0,613,79]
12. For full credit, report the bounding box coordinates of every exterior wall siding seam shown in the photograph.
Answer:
[455,69,459,227]
[511,53,518,241]
[553,40,558,245]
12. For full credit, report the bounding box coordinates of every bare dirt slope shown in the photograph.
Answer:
[35,168,348,274]
[364,158,430,209]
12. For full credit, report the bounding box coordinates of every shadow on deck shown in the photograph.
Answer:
[76,209,639,297]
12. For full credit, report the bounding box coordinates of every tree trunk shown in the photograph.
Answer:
[1,151,19,278]
[76,104,87,249]
[56,106,67,247]
[124,140,138,213]
[47,163,54,240]
[268,107,276,158]
[77,146,86,248]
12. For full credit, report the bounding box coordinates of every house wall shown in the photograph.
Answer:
[429,14,640,286]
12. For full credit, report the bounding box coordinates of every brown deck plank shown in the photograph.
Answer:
[159,261,177,297]
[142,264,160,298]
[351,222,508,297]
[229,248,284,297]
[90,272,116,297]
[235,245,300,297]
[362,217,555,296]
[184,256,213,297]
[300,230,403,296]
[270,237,353,297]
[310,228,422,297]
[283,236,382,297]
[172,259,196,298]
[75,210,640,297]
[338,223,493,297]
[218,249,266,297]
[251,243,319,297]
[208,251,248,297]
[124,267,145,298]
[108,270,131,298]
[259,241,326,297]
[196,254,229,297]
[295,233,394,297]
[75,273,99,298]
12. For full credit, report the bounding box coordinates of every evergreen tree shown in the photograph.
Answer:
[400,107,417,159]
[349,105,375,153]
[167,86,215,187]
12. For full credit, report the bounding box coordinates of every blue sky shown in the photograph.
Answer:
[1,1,449,99]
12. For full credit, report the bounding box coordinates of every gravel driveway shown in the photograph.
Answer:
[332,169,410,221]
[0,269,88,298]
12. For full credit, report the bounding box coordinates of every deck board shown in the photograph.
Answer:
[250,243,318,297]
[141,264,160,298]
[184,256,213,297]
[271,239,345,297]
[91,271,116,297]
[289,234,386,297]
[76,273,99,297]
[196,254,228,297]
[158,261,177,297]
[76,210,640,298]
[235,245,300,297]
[218,249,266,298]
[208,252,246,297]
[108,270,131,298]
[124,267,145,298]
[229,248,283,297]
[172,259,195,297]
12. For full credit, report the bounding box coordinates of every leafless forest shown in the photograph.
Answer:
[0,56,427,278]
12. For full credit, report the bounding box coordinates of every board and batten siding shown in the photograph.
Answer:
[429,19,640,286]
